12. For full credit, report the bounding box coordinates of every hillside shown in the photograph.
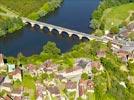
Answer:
[102,3,134,30]
[0,0,48,16]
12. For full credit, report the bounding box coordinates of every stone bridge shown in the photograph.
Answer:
[22,17,100,40]
[21,17,130,47]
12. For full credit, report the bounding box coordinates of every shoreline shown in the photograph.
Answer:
[0,0,63,38]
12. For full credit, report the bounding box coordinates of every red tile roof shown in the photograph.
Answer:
[66,80,77,90]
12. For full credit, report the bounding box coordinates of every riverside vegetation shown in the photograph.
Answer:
[91,0,134,36]
[0,0,63,37]
[0,0,134,99]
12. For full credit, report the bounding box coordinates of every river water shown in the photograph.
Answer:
[0,0,99,56]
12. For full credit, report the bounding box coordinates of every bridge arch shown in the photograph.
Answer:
[24,21,31,26]
[71,34,80,40]
[51,28,60,35]
[34,24,40,29]
[60,31,69,37]
[81,37,90,41]
[43,26,50,32]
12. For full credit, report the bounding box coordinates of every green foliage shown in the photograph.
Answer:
[42,41,61,57]
[41,73,48,80]
[92,67,98,74]
[28,0,63,20]
[81,73,89,80]
[13,80,22,89]
[130,13,134,21]
[22,74,35,89]
[91,0,134,29]
[94,29,104,37]
[128,32,134,41]
[102,3,134,30]
[0,0,63,36]
[127,60,134,75]
[110,26,119,34]
[0,0,48,16]
[0,28,5,36]
[28,12,40,20]
[0,17,23,36]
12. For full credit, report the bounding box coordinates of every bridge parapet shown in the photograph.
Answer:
[21,17,127,46]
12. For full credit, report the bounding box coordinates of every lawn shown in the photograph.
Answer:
[22,74,36,100]
[0,8,6,13]
[101,3,134,31]
[23,74,35,89]
[0,0,48,16]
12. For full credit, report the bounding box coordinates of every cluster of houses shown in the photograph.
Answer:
[0,54,23,100]
[0,42,133,100]
[0,53,104,100]
[117,21,134,41]
[105,21,134,41]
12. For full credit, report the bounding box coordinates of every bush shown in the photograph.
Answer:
[81,73,89,80]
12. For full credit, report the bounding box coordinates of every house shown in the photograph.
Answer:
[84,61,92,73]
[79,79,87,97]
[87,80,94,93]
[117,50,129,62]
[0,54,4,67]
[75,58,90,69]
[120,45,134,54]
[56,74,67,83]
[128,53,134,60]
[7,64,15,73]
[91,61,103,71]
[119,28,129,39]
[0,76,5,84]
[2,94,12,100]
[127,22,134,31]
[66,80,77,92]
[0,83,12,92]
[11,68,22,82]
[36,82,46,100]
[43,67,53,74]
[11,87,23,98]
[47,86,60,97]
[64,66,83,78]
[3,76,12,84]
[27,64,37,77]
[97,50,106,58]
[78,79,94,98]
[41,60,58,74]
[106,33,115,40]
[14,96,22,100]
[43,60,53,68]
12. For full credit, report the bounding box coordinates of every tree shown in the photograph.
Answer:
[42,41,61,57]
[107,41,112,51]
[0,28,6,36]
[127,60,134,75]
[81,73,89,80]
[41,73,48,80]
[128,32,134,41]
[94,29,104,37]
[110,26,119,34]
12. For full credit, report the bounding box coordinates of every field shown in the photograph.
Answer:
[101,3,134,30]
[0,0,48,16]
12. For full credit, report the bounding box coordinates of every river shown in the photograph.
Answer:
[0,0,99,56]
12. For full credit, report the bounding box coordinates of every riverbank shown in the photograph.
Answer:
[0,0,63,37]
